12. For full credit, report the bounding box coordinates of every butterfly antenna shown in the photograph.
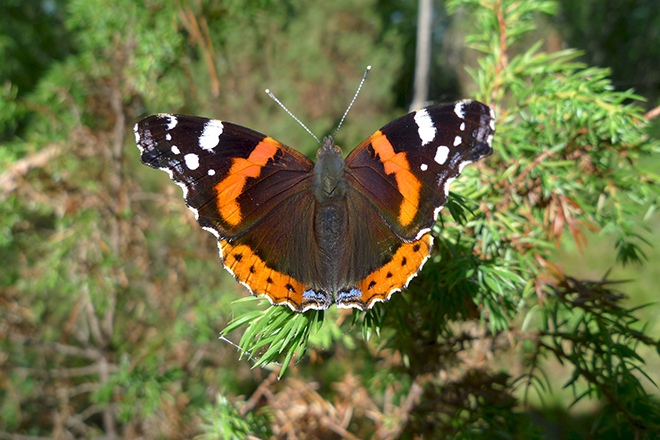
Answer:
[332,65,372,142]
[265,88,322,146]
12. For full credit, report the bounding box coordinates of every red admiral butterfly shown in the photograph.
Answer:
[135,100,495,312]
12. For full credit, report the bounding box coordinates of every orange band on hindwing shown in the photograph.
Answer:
[220,240,312,310]
[369,131,422,226]
[213,138,280,226]
[357,233,432,307]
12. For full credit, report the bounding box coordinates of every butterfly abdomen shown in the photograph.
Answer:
[314,203,348,288]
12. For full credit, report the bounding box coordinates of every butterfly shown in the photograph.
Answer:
[134,100,495,312]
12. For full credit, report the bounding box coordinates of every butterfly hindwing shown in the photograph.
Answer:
[331,188,434,310]
[219,189,333,311]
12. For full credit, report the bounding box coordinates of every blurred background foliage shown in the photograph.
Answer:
[1,0,660,438]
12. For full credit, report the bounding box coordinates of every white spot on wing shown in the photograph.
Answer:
[165,169,189,200]
[414,109,436,146]
[202,226,220,239]
[166,133,172,141]
[434,146,449,165]
[133,124,140,143]
[199,119,223,151]
[442,176,456,197]
[420,163,428,171]
[454,102,466,119]
[184,153,199,170]
[160,168,199,221]
[458,160,470,174]
[171,145,181,155]
[189,206,199,220]
[460,122,466,131]
[433,205,444,221]
[166,115,178,130]
[453,135,462,147]
[208,169,216,176]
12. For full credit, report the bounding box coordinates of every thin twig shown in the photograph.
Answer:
[179,5,220,97]
[496,0,509,71]
[0,432,52,440]
[56,382,100,399]
[16,363,119,378]
[320,416,362,440]
[496,149,555,211]
[84,285,105,347]
[241,369,280,416]
[186,343,209,371]
[0,145,61,198]
[381,381,424,440]
[644,104,660,120]
[45,342,102,360]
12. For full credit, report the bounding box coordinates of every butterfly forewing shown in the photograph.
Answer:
[344,100,495,241]
[135,114,315,239]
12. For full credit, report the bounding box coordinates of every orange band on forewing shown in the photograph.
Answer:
[357,234,432,306]
[214,138,280,226]
[370,132,421,226]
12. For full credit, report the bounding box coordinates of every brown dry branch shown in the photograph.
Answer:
[489,0,508,103]
[545,194,595,251]
[55,382,100,400]
[46,342,102,360]
[105,78,126,350]
[83,285,106,348]
[0,144,62,199]
[495,149,555,212]
[379,381,424,440]
[179,4,220,97]
[239,371,432,439]
[644,104,660,120]
[15,363,119,379]
[240,369,280,417]
[185,342,210,372]
[0,432,52,440]
[496,0,509,71]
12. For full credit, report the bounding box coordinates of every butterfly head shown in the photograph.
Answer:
[318,135,342,156]
[314,136,347,201]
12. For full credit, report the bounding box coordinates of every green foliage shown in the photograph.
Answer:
[556,0,660,107]
[197,394,272,440]
[94,355,184,422]
[222,299,325,375]
[410,371,544,439]
[523,276,660,434]
[0,0,73,139]
[2,0,660,438]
